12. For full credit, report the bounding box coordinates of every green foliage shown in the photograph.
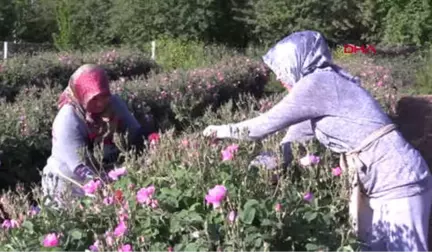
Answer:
[410,48,432,94]
[0,0,16,40]
[52,0,73,50]
[0,96,360,251]
[237,0,364,46]
[0,55,268,189]
[0,0,57,42]
[0,32,424,251]
[3,0,432,49]
[52,0,113,50]
[147,36,237,71]
[382,0,432,45]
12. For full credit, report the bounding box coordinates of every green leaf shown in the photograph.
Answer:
[40,246,61,251]
[68,228,83,240]
[169,217,182,233]
[305,243,320,251]
[186,212,204,224]
[240,199,259,224]
[188,202,201,211]
[240,207,256,225]
[184,243,199,251]
[21,220,34,233]
[243,199,260,209]
[81,198,93,207]
[149,242,167,251]
[244,233,261,245]
[174,244,185,251]
[339,245,355,252]
[254,237,263,248]
[260,218,273,226]
[304,211,318,222]
[160,187,182,198]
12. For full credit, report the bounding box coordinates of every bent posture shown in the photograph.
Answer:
[42,64,151,205]
[203,31,432,251]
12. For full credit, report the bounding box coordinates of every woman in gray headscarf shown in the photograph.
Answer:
[203,30,432,251]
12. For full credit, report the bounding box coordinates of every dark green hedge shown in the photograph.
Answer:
[0,48,159,102]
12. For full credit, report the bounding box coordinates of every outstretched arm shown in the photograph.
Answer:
[204,79,334,140]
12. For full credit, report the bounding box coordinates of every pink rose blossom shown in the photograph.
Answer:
[118,244,132,252]
[1,219,19,229]
[89,240,100,252]
[303,192,314,203]
[181,138,190,148]
[275,203,282,212]
[332,167,342,176]
[114,220,127,237]
[103,196,114,205]
[150,199,159,209]
[148,133,160,145]
[226,144,239,152]
[105,232,114,247]
[228,211,236,223]
[221,144,239,161]
[82,180,101,195]
[118,211,129,222]
[221,149,234,161]
[108,167,127,181]
[43,233,59,247]
[136,185,156,205]
[205,185,227,208]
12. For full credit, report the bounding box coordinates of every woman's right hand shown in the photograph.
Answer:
[73,165,96,182]
[203,125,232,139]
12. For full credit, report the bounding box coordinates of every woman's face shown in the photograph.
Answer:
[86,94,110,114]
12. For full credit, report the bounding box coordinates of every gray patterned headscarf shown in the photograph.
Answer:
[262,30,360,87]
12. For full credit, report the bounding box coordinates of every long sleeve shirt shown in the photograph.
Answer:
[45,94,145,181]
[228,69,431,199]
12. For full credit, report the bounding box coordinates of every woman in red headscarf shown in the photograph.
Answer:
[42,64,153,206]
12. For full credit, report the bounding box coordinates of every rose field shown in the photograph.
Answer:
[0,44,431,251]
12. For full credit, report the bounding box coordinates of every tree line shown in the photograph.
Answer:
[0,0,431,50]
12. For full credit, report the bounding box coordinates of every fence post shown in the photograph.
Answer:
[151,40,156,60]
[3,42,7,60]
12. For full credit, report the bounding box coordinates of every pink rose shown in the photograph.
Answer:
[43,233,59,247]
[108,167,127,181]
[205,185,227,208]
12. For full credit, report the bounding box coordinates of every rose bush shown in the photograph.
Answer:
[0,55,268,189]
[0,51,404,251]
[0,48,159,102]
[337,56,399,116]
[0,94,359,251]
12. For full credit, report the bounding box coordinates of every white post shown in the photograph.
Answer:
[3,42,7,60]
[151,40,156,60]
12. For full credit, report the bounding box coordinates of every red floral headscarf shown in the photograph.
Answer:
[58,64,121,144]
